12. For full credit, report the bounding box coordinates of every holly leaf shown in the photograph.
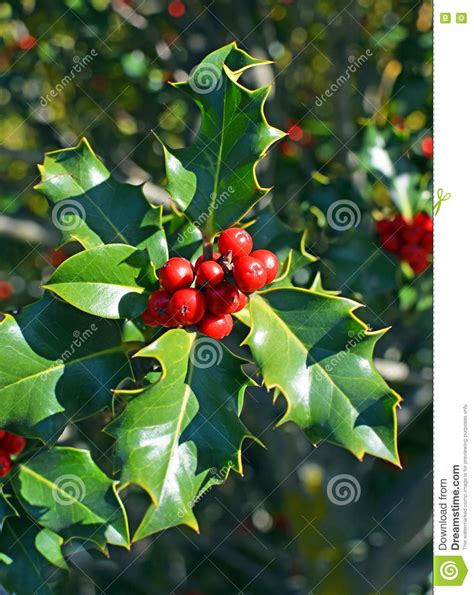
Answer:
[161,43,285,238]
[0,489,18,532]
[44,244,155,319]
[107,328,255,541]
[35,137,168,267]
[12,447,129,550]
[0,294,132,443]
[0,516,64,595]
[243,288,401,465]
[35,529,68,570]
[249,208,316,276]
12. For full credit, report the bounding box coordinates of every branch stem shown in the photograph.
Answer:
[202,237,214,261]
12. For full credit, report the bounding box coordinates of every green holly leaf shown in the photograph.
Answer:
[0,294,132,442]
[13,447,129,550]
[243,288,401,465]
[309,272,341,295]
[44,244,155,319]
[161,43,285,238]
[248,208,316,282]
[0,516,65,595]
[0,489,18,532]
[35,137,168,267]
[35,529,68,570]
[107,328,255,541]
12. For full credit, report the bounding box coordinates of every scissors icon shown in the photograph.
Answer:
[434,188,452,215]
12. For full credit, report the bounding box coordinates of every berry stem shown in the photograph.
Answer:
[202,237,214,261]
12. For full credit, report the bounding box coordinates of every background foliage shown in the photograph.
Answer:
[0,1,432,593]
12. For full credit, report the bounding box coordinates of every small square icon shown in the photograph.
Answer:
[440,12,451,24]
[456,13,467,24]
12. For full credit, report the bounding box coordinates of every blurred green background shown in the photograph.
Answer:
[0,1,432,593]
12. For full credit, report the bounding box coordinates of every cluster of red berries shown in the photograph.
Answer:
[376,212,433,274]
[141,228,279,340]
[0,431,26,477]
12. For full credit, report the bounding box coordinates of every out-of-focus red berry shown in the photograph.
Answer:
[401,225,423,245]
[421,136,433,159]
[17,35,37,50]
[288,124,304,142]
[0,450,11,477]
[0,281,13,301]
[168,0,185,18]
[278,140,298,157]
[0,432,26,456]
[48,249,69,268]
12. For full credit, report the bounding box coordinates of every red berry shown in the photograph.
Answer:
[399,245,419,261]
[414,212,433,233]
[168,0,185,17]
[159,257,194,293]
[48,249,69,268]
[0,432,26,456]
[251,250,279,284]
[421,136,433,159]
[391,215,408,234]
[194,252,221,270]
[233,256,267,292]
[170,288,206,326]
[235,290,248,312]
[196,260,224,288]
[278,140,298,157]
[146,290,176,327]
[421,231,433,253]
[0,449,11,477]
[218,228,253,260]
[401,225,423,245]
[17,34,37,50]
[206,282,241,315]
[375,220,393,236]
[288,124,304,142]
[0,281,13,301]
[141,309,161,327]
[380,234,400,253]
[410,253,429,274]
[0,430,5,439]
[197,313,233,340]
[400,246,429,273]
